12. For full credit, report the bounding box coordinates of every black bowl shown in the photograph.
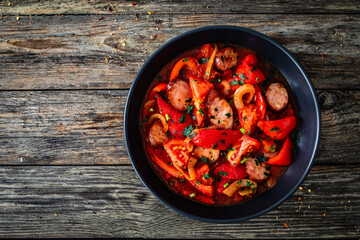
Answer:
[124,26,321,223]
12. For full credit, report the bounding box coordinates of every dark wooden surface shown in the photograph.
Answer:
[0,0,359,238]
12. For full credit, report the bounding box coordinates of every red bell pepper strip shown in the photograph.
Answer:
[238,104,260,135]
[254,85,266,119]
[173,179,215,204]
[191,129,243,150]
[195,164,213,185]
[266,137,293,166]
[241,54,258,66]
[214,178,229,195]
[189,77,214,109]
[194,103,206,127]
[259,134,277,153]
[148,83,168,100]
[170,57,199,81]
[213,161,248,180]
[257,116,296,140]
[235,54,266,84]
[156,95,193,138]
[189,180,214,196]
[227,135,261,167]
[146,145,183,179]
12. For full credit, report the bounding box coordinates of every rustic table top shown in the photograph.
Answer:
[0,0,359,238]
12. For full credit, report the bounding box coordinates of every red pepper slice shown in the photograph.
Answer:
[170,57,199,81]
[238,104,260,135]
[191,129,243,150]
[259,134,277,153]
[156,95,193,138]
[227,135,261,167]
[194,103,206,127]
[148,83,167,100]
[266,137,293,166]
[146,145,183,179]
[189,180,214,196]
[235,55,266,85]
[213,161,248,180]
[254,85,266,119]
[214,178,229,195]
[163,138,194,168]
[194,164,213,185]
[173,179,215,204]
[257,116,296,140]
[189,77,214,109]
[241,54,258,66]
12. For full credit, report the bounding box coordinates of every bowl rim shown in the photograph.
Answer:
[124,25,321,223]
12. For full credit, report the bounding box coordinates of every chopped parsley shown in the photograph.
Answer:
[188,131,197,140]
[223,182,229,188]
[198,107,205,116]
[165,114,170,122]
[214,107,218,111]
[199,156,211,165]
[219,139,225,145]
[243,115,247,121]
[179,115,186,123]
[185,98,192,103]
[256,155,268,165]
[182,58,189,62]
[270,126,280,132]
[166,162,173,165]
[221,132,227,135]
[225,113,231,118]
[218,171,228,177]
[269,145,276,152]
[255,77,259,82]
[212,142,218,149]
[182,125,194,137]
[251,67,257,72]
[230,80,244,86]
[209,115,215,119]
[149,108,154,112]
[264,171,270,177]
[238,73,246,81]
[189,193,195,198]
[186,105,194,114]
[198,57,210,64]
[240,128,246,134]
[203,173,210,179]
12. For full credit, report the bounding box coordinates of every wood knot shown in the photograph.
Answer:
[318,91,338,110]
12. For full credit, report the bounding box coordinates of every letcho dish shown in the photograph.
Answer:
[140,43,298,206]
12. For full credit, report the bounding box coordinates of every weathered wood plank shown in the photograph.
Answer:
[0,14,359,90]
[0,89,358,165]
[1,0,360,15]
[0,165,358,238]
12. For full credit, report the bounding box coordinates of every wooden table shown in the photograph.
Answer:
[0,0,359,238]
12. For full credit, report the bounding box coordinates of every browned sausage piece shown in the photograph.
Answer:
[245,158,270,182]
[148,120,168,147]
[206,89,221,106]
[215,47,239,72]
[193,146,220,163]
[167,78,192,111]
[208,97,234,130]
[265,82,289,111]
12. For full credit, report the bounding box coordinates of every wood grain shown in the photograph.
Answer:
[0,14,359,90]
[0,90,358,165]
[0,165,358,238]
[1,0,360,15]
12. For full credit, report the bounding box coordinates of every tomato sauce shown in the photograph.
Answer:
[140,43,299,206]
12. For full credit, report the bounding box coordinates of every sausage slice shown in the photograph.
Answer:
[215,47,238,72]
[208,97,234,130]
[148,120,168,147]
[245,158,270,181]
[265,82,289,111]
[167,78,192,111]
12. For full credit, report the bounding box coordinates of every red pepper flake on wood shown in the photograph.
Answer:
[98,16,104,21]
[132,2,136,6]
[284,222,289,228]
